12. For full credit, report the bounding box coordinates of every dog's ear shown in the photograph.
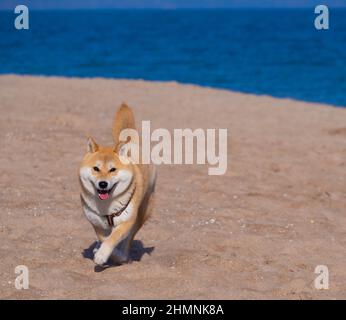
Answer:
[87,137,99,153]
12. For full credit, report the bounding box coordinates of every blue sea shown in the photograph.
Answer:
[0,9,346,107]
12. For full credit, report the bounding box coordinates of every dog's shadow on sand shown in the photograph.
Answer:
[82,240,155,272]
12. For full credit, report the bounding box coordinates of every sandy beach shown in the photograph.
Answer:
[0,75,345,299]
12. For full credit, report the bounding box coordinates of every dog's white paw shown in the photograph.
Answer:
[93,244,112,266]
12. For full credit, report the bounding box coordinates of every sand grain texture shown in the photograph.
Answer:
[0,75,345,299]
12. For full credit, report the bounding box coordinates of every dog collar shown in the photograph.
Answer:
[106,184,136,227]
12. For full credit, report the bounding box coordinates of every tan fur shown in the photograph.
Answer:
[79,103,156,266]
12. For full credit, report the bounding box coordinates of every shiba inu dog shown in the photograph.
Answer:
[79,104,156,266]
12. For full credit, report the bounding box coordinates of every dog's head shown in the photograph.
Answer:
[79,137,134,201]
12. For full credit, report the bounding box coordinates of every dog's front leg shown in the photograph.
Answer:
[93,219,135,266]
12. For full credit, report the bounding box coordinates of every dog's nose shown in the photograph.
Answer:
[98,181,108,189]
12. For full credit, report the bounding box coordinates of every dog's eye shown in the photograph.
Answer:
[93,166,100,172]
[109,168,116,173]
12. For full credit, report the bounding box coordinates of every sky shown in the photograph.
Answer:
[1,0,345,10]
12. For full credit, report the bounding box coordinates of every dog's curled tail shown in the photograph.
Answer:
[112,103,136,145]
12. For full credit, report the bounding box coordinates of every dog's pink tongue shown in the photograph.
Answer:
[99,193,109,200]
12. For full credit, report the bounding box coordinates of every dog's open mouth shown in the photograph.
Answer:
[97,183,117,201]
[97,189,110,200]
